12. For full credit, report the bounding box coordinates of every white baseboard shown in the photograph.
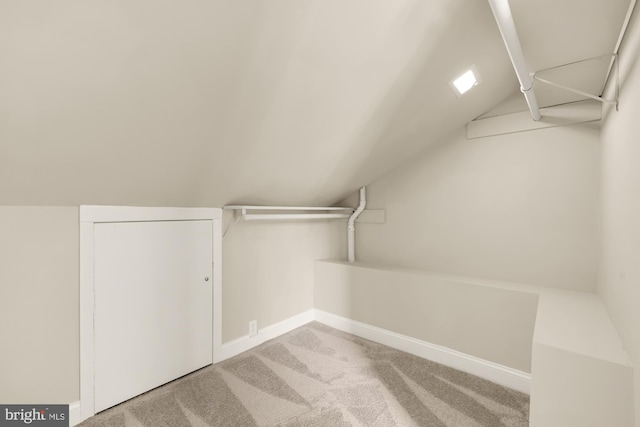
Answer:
[217,309,316,362]
[220,309,531,393]
[69,401,82,426]
[314,310,531,394]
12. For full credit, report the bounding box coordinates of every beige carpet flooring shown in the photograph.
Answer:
[78,322,529,426]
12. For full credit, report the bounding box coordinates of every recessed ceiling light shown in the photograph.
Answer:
[449,67,480,96]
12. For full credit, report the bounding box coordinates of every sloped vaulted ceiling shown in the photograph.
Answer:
[0,0,631,207]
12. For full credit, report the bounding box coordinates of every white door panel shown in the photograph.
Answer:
[94,220,213,412]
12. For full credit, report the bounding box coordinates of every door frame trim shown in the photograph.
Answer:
[79,206,222,423]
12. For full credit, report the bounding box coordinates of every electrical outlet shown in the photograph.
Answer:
[249,320,258,337]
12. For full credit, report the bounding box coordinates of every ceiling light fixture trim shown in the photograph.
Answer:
[449,65,481,97]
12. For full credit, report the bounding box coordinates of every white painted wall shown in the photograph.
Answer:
[222,213,345,342]
[530,290,634,427]
[0,205,346,407]
[600,4,640,424]
[315,260,538,372]
[351,124,600,291]
[0,207,79,404]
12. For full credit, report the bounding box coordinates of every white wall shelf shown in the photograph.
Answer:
[224,205,354,221]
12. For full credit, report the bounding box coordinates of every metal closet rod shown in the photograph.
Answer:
[223,205,354,221]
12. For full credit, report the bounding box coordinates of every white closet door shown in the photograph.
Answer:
[94,220,213,412]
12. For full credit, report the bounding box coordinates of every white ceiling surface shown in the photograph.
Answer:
[0,0,631,207]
